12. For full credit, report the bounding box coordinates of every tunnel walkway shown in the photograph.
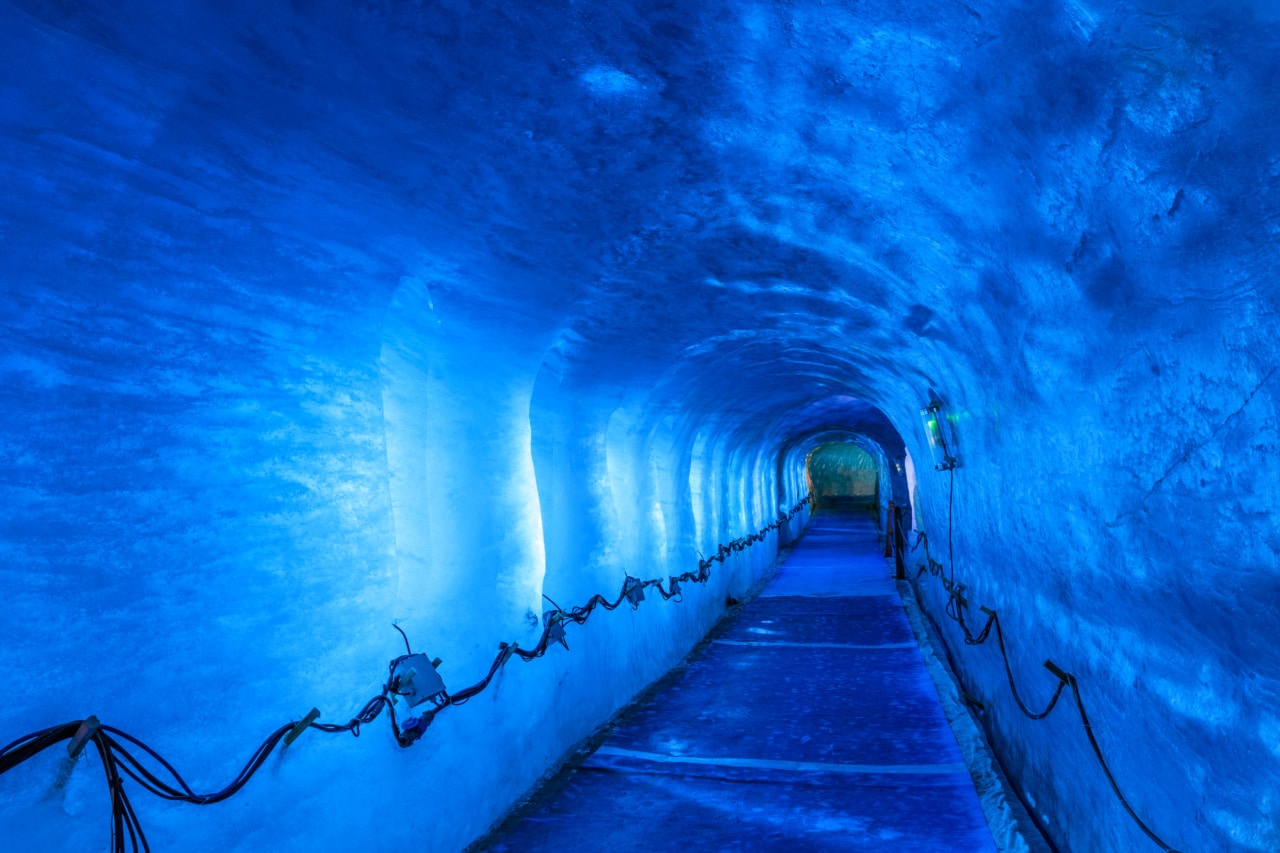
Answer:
[478,509,995,852]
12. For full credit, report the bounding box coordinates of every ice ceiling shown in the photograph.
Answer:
[1,0,1278,851]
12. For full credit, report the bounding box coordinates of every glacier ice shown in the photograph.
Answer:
[1,0,1278,851]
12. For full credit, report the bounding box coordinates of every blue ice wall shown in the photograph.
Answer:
[1,1,1278,851]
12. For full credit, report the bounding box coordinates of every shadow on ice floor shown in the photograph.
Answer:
[474,508,996,852]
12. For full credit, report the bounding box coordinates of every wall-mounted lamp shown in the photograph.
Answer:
[920,399,959,471]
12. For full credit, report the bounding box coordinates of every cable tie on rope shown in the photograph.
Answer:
[1043,660,1072,684]
[283,709,320,748]
[68,716,100,760]
[497,642,517,667]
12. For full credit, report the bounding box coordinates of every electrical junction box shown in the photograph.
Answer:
[390,654,447,708]
[623,575,645,606]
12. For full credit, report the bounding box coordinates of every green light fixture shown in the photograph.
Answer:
[920,399,958,471]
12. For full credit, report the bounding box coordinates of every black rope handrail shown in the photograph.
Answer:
[0,494,813,853]
[902,471,1183,853]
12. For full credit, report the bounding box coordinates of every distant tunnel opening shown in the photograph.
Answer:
[805,441,879,513]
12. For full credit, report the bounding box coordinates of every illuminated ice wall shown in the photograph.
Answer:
[1,1,1277,851]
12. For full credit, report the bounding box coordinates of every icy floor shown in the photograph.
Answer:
[478,510,996,852]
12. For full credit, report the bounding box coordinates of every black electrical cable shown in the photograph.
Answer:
[387,495,812,707]
[965,608,995,646]
[0,493,813,852]
[941,466,973,638]
[1065,675,1184,853]
[948,466,955,589]
[392,623,412,656]
[991,617,1065,721]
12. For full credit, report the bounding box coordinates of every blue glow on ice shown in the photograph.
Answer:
[1,0,1278,851]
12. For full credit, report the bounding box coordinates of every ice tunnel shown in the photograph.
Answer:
[1,0,1278,850]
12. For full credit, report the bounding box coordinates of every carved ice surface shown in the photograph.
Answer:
[0,1,1277,851]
